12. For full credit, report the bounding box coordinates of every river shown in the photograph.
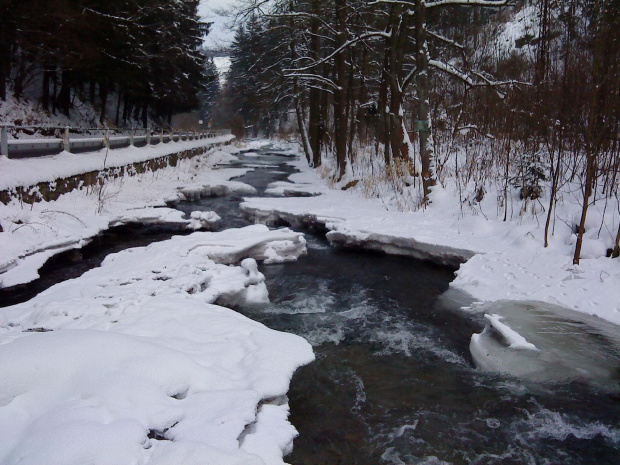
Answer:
[2,146,619,464]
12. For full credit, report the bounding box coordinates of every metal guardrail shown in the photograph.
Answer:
[0,125,232,159]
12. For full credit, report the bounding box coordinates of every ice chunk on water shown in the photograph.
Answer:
[187,210,221,230]
[470,300,620,390]
[483,314,538,351]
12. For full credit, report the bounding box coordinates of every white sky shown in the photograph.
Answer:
[198,0,238,49]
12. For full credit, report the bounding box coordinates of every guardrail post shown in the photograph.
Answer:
[104,129,110,149]
[63,126,71,153]
[146,128,151,145]
[0,125,9,157]
[160,129,164,144]
[129,127,135,147]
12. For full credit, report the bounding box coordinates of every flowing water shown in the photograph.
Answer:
[205,149,620,464]
[3,146,620,464]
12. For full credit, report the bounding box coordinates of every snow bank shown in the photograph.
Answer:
[0,145,255,288]
[240,145,620,326]
[0,225,314,465]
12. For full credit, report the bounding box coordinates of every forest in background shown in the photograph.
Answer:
[0,0,218,127]
[1,0,619,263]
[225,0,620,262]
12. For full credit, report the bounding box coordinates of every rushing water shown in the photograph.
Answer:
[197,148,620,464]
[3,146,620,464]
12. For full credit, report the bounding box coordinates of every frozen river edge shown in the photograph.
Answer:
[240,151,620,328]
[0,143,318,465]
[0,225,315,465]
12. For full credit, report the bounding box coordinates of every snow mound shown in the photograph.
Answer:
[482,313,538,351]
[207,150,241,166]
[188,210,221,230]
[178,181,257,201]
[265,181,325,198]
[0,225,314,465]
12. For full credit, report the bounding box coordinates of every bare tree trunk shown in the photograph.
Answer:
[545,0,573,247]
[115,90,122,127]
[309,0,322,167]
[142,101,148,129]
[611,222,620,258]
[0,38,8,100]
[415,0,436,202]
[333,0,348,179]
[535,0,550,84]
[52,69,58,114]
[377,8,392,165]
[574,0,606,264]
[58,70,73,117]
[42,66,51,112]
[346,44,357,164]
[573,141,596,265]
[388,5,409,162]
[356,46,369,143]
[296,98,312,164]
[378,42,390,165]
[289,8,312,165]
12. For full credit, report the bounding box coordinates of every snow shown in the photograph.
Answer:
[494,4,539,58]
[188,210,222,230]
[468,300,620,389]
[482,313,538,351]
[2,135,619,461]
[0,225,314,465]
[0,135,235,191]
[0,143,254,288]
[240,145,620,327]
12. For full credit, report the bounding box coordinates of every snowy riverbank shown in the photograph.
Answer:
[241,147,620,326]
[0,140,325,465]
[0,225,314,464]
[0,144,251,287]
[2,138,618,324]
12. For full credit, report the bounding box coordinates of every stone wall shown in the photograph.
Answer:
[0,140,232,205]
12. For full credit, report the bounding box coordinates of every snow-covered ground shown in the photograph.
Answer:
[1,137,619,463]
[0,225,314,465]
[0,143,244,287]
[241,149,620,327]
[0,140,316,464]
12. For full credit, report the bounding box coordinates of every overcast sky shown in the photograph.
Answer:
[198,0,238,49]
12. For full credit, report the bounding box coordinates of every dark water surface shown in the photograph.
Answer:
[0,223,189,307]
[219,150,620,465]
[3,146,619,464]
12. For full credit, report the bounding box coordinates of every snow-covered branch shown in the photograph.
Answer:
[285,31,392,73]
[426,0,509,8]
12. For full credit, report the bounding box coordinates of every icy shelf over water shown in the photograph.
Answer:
[469,300,620,391]
[0,225,314,465]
